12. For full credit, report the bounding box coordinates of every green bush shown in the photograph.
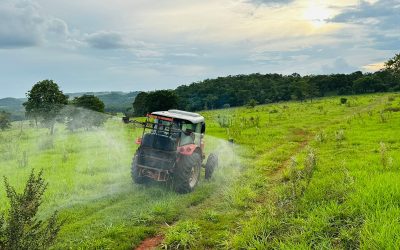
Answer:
[0,169,63,250]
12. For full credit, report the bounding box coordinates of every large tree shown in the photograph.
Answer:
[73,94,105,112]
[385,53,400,85]
[132,92,149,116]
[0,111,11,130]
[385,53,400,75]
[65,95,107,131]
[132,90,178,116]
[23,80,68,134]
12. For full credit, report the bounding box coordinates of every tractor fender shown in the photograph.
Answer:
[177,144,198,156]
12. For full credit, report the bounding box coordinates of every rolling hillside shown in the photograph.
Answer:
[1,93,399,248]
[0,91,139,120]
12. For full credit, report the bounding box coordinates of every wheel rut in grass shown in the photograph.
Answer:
[135,234,164,250]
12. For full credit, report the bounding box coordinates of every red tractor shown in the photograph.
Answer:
[123,110,218,193]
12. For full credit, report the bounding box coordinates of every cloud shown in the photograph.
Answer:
[0,0,70,49]
[0,0,398,97]
[321,57,357,74]
[362,62,385,72]
[247,0,294,6]
[330,0,400,51]
[85,31,128,50]
[0,0,44,48]
[331,0,399,26]
[84,31,164,60]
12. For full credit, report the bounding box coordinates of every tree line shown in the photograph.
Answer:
[132,53,400,116]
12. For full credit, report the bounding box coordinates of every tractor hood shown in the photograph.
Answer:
[151,109,204,124]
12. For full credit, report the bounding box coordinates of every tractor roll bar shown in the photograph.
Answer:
[122,116,186,135]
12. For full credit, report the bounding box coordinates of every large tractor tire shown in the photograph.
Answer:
[131,154,149,184]
[205,153,218,180]
[173,152,202,193]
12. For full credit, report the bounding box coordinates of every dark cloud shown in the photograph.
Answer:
[0,0,43,48]
[331,0,399,25]
[84,31,158,58]
[85,31,129,49]
[330,0,400,51]
[0,0,70,49]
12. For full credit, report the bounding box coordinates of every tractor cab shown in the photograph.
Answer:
[150,110,205,151]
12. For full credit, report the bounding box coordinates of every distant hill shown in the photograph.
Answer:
[94,91,139,113]
[0,91,139,120]
[0,97,25,120]
[66,91,139,113]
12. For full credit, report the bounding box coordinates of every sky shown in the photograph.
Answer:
[0,0,399,98]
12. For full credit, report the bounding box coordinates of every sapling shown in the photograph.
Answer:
[304,148,316,180]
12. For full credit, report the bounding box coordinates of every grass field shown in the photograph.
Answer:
[1,93,400,249]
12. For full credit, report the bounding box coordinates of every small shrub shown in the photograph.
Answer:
[217,116,231,128]
[246,99,258,108]
[379,110,388,123]
[0,169,63,249]
[315,131,327,143]
[335,129,345,142]
[340,98,348,104]
[269,109,278,114]
[304,148,317,183]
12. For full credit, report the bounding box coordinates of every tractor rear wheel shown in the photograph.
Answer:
[205,153,218,180]
[173,152,201,193]
[131,154,149,184]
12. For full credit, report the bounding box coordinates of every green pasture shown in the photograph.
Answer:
[1,93,399,249]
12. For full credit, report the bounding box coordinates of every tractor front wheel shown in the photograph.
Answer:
[131,154,149,184]
[173,152,202,193]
